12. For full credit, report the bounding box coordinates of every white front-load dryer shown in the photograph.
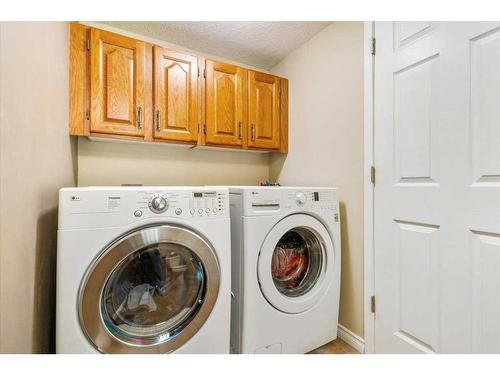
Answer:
[229,187,341,354]
[56,186,230,354]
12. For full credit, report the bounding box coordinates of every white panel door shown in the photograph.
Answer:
[374,22,500,353]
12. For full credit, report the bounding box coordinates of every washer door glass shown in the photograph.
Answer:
[79,225,220,354]
[101,243,204,346]
[271,227,323,297]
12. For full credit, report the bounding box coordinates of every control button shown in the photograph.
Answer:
[213,208,217,213]
[149,194,168,214]
[175,208,182,215]
[205,208,210,213]
[190,209,195,215]
[296,191,306,205]
[198,209,203,214]
[134,210,143,217]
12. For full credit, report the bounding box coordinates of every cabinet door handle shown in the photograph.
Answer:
[136,106,143,130]
[156,110,161,132]
[251,123,255,141]
[237,121,242,139]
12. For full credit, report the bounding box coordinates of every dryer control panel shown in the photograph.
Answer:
[284,189,337,211]
[232,187,339,218]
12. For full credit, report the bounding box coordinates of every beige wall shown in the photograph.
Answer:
[269,22,364,337]
[0,22,77,353]
[78,138,270,186]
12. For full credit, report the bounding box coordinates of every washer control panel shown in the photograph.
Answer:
[188,191,225,217]
[58,187,229,230]
[137,189,228,219]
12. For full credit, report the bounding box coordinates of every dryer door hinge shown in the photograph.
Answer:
[370,166,376,185]
[371,38,376,56]
[371,295,376,313]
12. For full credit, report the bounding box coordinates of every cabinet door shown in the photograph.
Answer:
[90,28,146,137]
[154,47,199,142]
[205,60,244,146]
[248,71,280,149]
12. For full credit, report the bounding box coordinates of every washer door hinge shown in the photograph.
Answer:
[371,38,376,56]
[370,166,376,185]
[371,295,376,313]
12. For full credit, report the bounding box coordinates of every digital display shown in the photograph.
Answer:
[313,192,319,201]
[193,192,203,198]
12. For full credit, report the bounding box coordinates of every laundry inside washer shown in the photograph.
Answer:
[103,244,204,337]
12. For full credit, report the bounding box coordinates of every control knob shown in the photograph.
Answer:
[296,191,306,205]
[149,194,168,213]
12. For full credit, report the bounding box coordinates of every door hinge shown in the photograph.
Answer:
[371,295,376,313]
[85,109,90,121]
[86,39,90,51]
[370,166,376,185]
[371,38,376,56]
[203,68,206,79]
[197,67,200,77]
[203,124,206,135]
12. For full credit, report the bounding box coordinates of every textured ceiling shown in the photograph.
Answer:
[102,21,332,70]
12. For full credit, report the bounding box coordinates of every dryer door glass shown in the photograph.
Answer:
[101,243,205,346]
[271,227,323,297]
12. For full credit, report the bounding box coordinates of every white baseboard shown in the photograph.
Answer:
[337,324,365,353]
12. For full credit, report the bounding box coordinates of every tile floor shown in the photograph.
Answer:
[308,339,360,354]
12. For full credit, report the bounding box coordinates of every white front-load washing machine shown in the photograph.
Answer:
[229,186,341,354]
[57,186,230,354]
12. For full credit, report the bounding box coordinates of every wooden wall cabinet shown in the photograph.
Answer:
[69,23,288,153]
[154,47,199,143]
[248,70,281,150]
[90,28,147,138]
[204,60,245,147]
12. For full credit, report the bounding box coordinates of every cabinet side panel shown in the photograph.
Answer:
[69,22,89,136]
[280,78,289,153]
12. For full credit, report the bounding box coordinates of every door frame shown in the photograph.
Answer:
[363,21,375,354]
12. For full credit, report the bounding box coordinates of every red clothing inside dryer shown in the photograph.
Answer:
[271,246,309,289]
